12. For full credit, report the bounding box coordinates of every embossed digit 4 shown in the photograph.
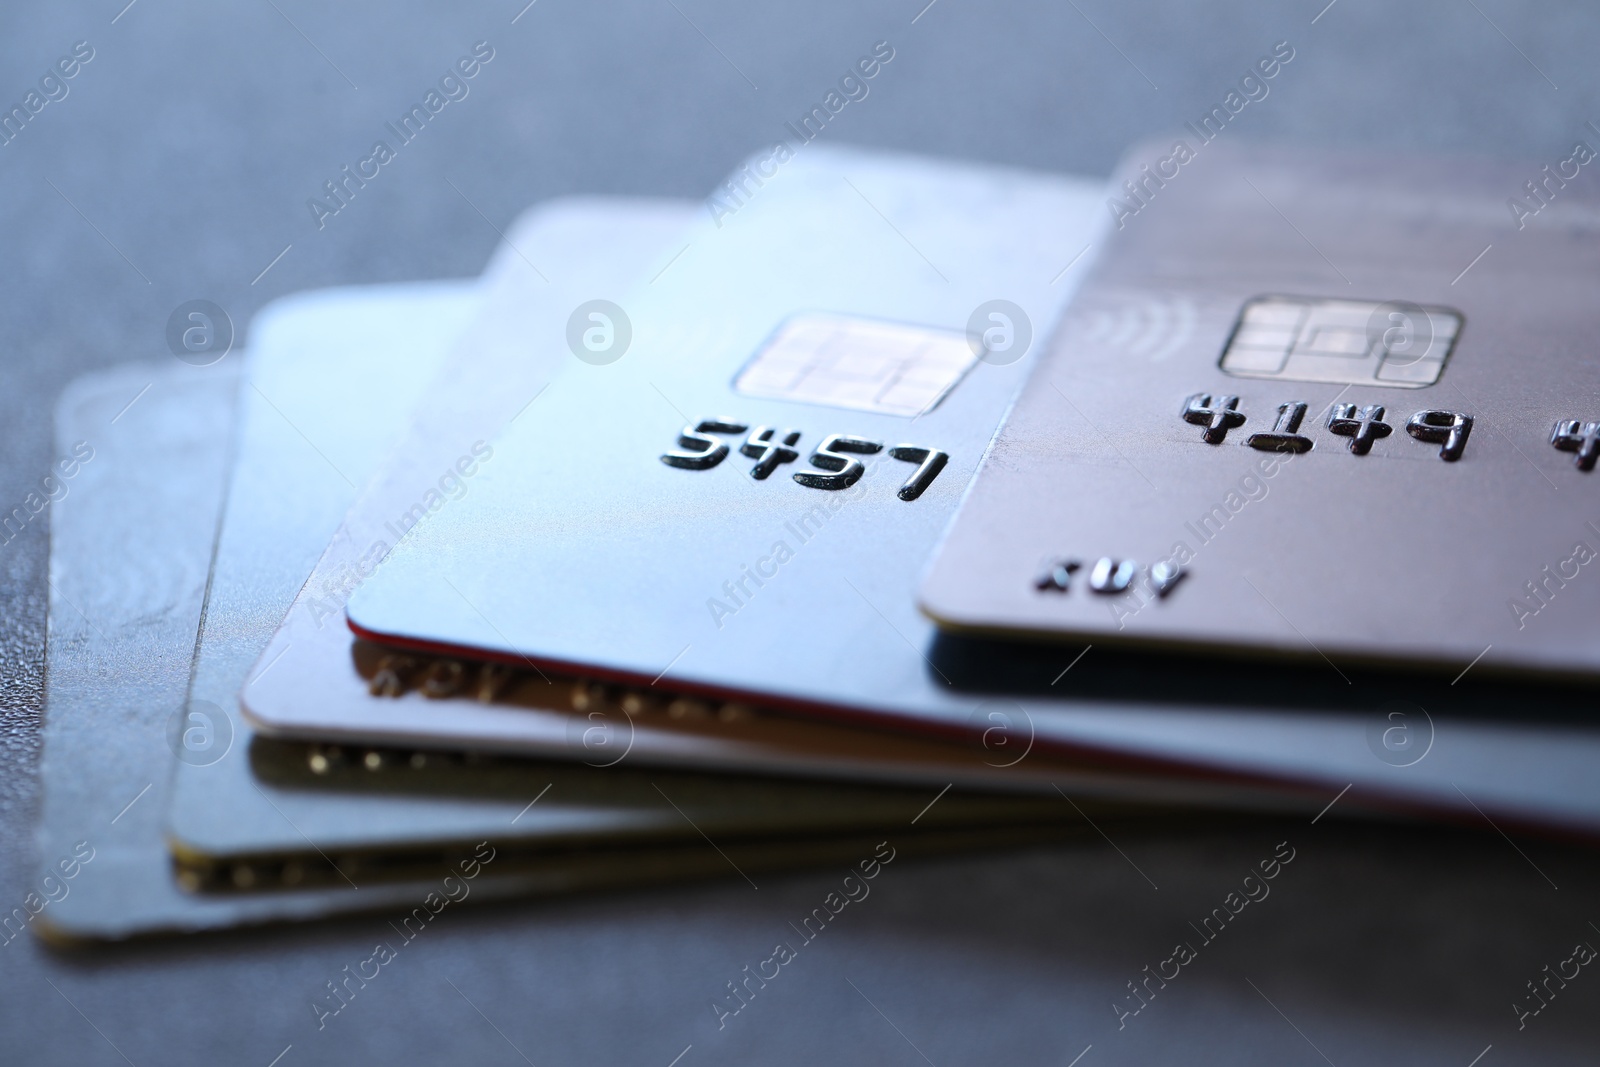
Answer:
[1551,419,1600,472]
[1182,392,1246,444]
[740,426,802,480]
[1327,403,1392,455]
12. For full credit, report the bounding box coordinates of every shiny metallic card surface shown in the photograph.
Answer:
[162,278,486,871]
[36,362,249,940]
[293,152,1600,841]
[242,160,1277,814]
[166,205,780,868]
[162,201,1094,903]
[340,150,1120,755]
[921,142,1600,680]
[38,344,1083,942]
[37,359,600,939]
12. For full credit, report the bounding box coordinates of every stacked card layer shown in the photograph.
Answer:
[36,189,1157,944]
[922,141,1600,676]
[915,142,1600,834]
[264,145,1600,839]
[48,140,1592,945]
[244,146,1295,815]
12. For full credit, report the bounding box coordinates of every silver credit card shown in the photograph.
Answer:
[921,141,1600,681]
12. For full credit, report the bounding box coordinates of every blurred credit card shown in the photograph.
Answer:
[323,147,1600,840]
[325,150,1229,797]
[919,141,1600,680]
[344,148,1109,692]
[36,356,679,940]
[36,358,727,939]
[38,292,1112,942]
[37,361,251,941]
[162,200,1123,919]
[243,152,1274,809]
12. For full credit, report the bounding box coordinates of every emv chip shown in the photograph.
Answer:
[734,314,976,416]
[1219,295,1462,388]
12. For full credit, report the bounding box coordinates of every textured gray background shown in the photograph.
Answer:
[3,1,1599,1063]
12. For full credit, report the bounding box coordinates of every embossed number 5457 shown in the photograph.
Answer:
[661,419,948,501]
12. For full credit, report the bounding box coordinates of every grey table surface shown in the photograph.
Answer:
[3,1,1599,1063]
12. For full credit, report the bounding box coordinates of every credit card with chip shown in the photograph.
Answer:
[36,345,1115,942]
[240,151,1292,814]
[329,146,1600,840]
[343,150,1111,695]
[160,200,1131,922]
[329,150,1264,794]
[920,141,1600,680]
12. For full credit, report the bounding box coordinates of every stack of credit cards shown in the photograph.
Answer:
[35,141,1600,943]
